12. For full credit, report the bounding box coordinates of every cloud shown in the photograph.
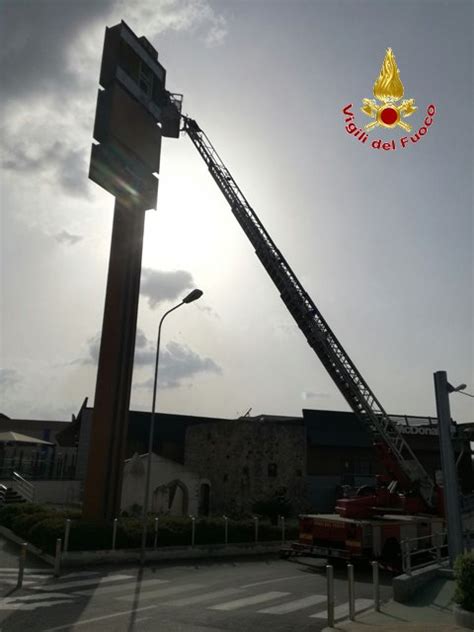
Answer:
[1,134,92,200]
[77,329,221,389]
[140,268,194,308]
[0,369,22,390]
[117,0,228,47]
[302,391,330,400]
[136,339,222,388]
[54,230,83,246]
[0,0,228,206]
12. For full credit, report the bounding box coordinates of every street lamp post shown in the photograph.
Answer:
[433,370,465,566]
[140,289,203,563]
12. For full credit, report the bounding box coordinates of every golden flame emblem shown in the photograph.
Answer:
[361,48,417,132]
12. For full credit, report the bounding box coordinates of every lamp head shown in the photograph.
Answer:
[182,289,203,304]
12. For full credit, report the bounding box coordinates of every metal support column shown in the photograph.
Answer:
[83,198,146,522]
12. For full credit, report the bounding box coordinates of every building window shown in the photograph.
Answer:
[268,463,277,477]
[296,468,302,477]
[223,474,228,482]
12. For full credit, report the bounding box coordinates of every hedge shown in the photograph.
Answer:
[0,503,298,554]
[454,552,474,612]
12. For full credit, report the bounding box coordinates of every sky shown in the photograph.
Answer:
[0,0,472,425]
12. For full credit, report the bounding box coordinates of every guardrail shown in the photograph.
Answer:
[11,471,35,502]
[402,529,474,574]
[401,531,448,574]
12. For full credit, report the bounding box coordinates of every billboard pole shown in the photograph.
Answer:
[82,21,182,522]
[83,199,145,521]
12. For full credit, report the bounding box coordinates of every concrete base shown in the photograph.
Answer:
[393,563,450,603]
[454,604,474,629]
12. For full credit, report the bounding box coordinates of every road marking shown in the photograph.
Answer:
[209,591,290,611]
[163,587,243,606]
[117,583,205,603]
[59,572,100,579]
[134,618,150,623]
[0,572,51,579]
[76,578,169,596]
[310,598,373,619]
[0,599,74,611]
[2,579,43,586]
[33,574,133,591]
[0,568,52,573]
[44,605,157,631]
[1,593,72,602]
[241,575,304,588]
[258,594,326,614]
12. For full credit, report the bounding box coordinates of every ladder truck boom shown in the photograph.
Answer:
[182,116,436,510]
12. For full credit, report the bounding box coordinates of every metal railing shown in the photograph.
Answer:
[11,471,35,502]
[402,528,474,575]
[0,484,7,505]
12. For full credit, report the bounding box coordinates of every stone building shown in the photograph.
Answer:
[184,416,307,516]
[120,453,210,516]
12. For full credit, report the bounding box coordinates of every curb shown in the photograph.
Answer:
[0,525,286,568]
[0,525,55,567]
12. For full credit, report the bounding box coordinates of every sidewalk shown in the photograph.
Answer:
[325,577,467,632]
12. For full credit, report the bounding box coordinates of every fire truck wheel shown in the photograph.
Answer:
[381,538,402,572]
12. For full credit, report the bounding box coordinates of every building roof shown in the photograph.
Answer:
[0,431,54,446]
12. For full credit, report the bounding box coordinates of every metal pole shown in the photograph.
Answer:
[17,542,27,589]
[140,302,183,565]
[280,516,286,543]
[224,515,228,546]
[434,371,464,566]
[372,561,380,612]
[254,516,259,543]
[326,564,334,627]
[191,516,196,548]
[348,563,355,620]
[153,517,159,549]
[64,519,71,553]
[112,518,118,550]
[54,538,62,578]
[405,540,412,575]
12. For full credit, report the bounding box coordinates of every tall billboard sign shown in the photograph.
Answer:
[83,22,182,521]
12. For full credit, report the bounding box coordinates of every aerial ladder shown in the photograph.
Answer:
[182,116,437,516]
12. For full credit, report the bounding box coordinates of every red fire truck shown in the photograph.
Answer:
[181,115,448,570]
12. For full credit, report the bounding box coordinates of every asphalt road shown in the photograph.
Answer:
[0,550,392,632]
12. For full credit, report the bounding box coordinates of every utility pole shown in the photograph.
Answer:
[433,370,464,566]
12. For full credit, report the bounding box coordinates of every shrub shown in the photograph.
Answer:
[28,516,65,554]
[454,552,474,612]
[0,503,48,530]
[252,495,292,523]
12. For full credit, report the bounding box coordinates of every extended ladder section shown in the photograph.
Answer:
[183,117,436,509]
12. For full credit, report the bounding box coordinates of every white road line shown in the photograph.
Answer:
[2,579,42,586]
[310,598,373,619]
[241,575,304,588]
[1,593,73,602]
[33,574,133,591]
[163,587,243,606]
[0,573,51,579]
[0,599,74,611]
[117,583,204,603]
[209,591,290,611]
[0,568,52,573]
[76,578,169,596]
[258,594,326,614]
[44,604,157,631]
